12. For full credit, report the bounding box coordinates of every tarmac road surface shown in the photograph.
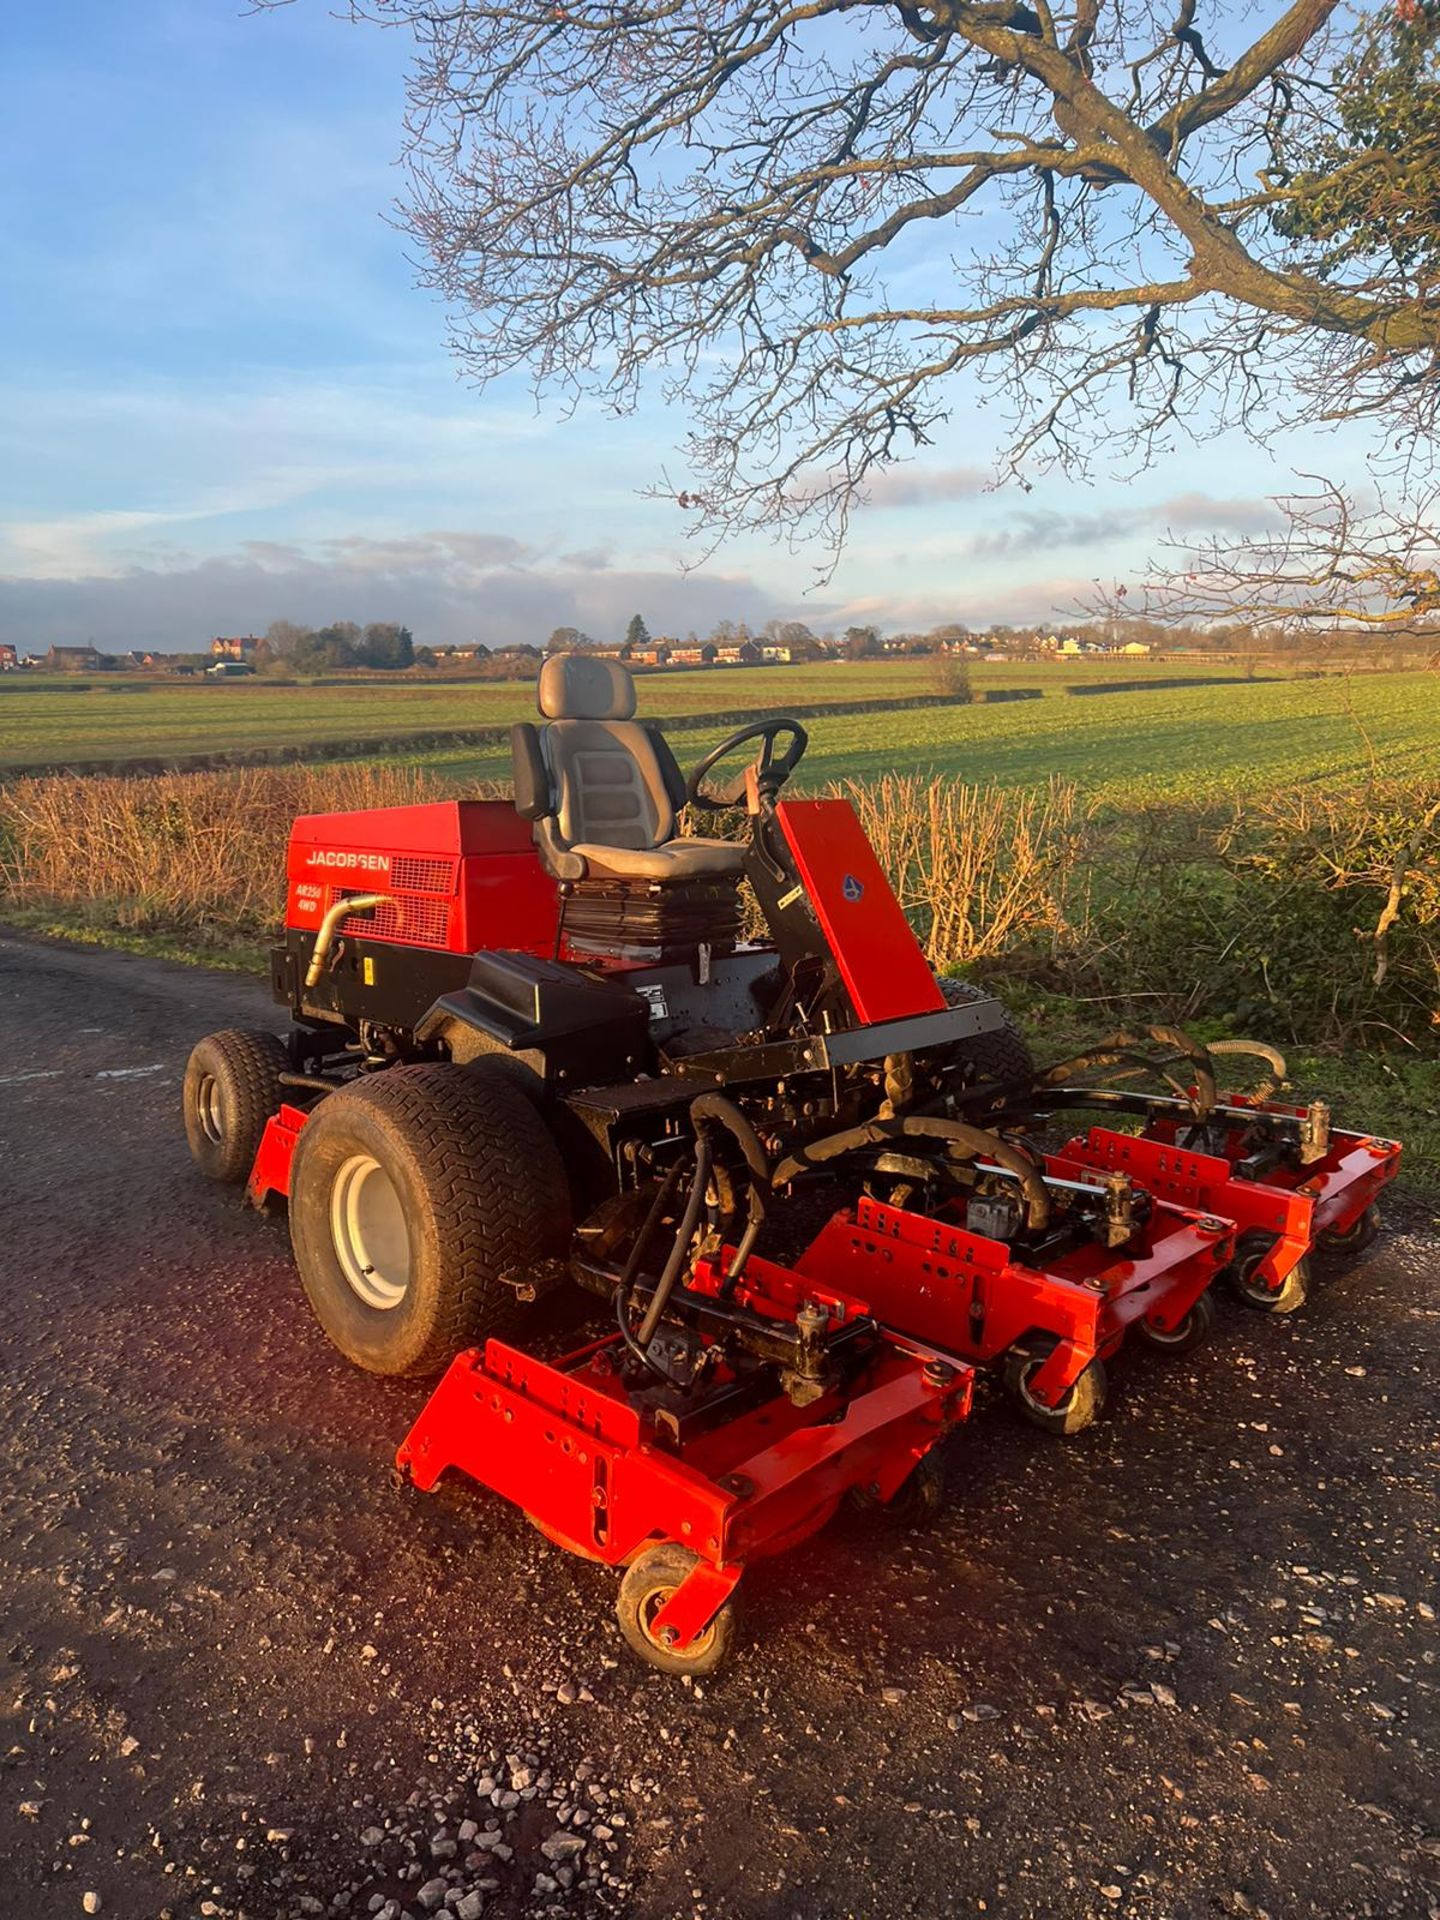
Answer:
[0,929,1436,1920]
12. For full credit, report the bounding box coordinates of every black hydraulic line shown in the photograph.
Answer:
[278,1072,341,1096]
[772,1114,1051,1231]
[719,1216,763,1295]
[617,1158,686,1308]
[608,1159,688,1380]
[1036,1026,1218,1119]
[1206,1038,1288,1103]
[636,1135,713,1349]
[615,1283,672,1379]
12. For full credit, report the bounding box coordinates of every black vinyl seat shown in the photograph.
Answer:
[511,654,745,884]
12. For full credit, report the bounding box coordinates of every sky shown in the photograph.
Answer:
[0,1,1371,652]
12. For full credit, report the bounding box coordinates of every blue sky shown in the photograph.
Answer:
[0,1,1368,650]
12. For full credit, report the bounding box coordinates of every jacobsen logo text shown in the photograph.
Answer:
[304,850,392,872]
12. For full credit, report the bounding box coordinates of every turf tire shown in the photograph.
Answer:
[288,1061,571,1377]
[183,1028,290,1185]
[936,977,1036,1102]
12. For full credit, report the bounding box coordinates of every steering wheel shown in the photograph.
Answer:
[686,719,809,811]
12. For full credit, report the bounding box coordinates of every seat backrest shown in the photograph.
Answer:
[528,654,682,852]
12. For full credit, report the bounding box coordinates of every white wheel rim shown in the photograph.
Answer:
[197,1072,224,1144]
[330,1153,411,1310]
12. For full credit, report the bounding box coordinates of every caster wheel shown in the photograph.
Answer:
[1003,1343,1107,1436]
[880,1450,947,1527]
[1229,1234,1309,1313]
[616,1545,738,1677]
[1134,1289,1216,1355]
[1316,1205,1381,1261]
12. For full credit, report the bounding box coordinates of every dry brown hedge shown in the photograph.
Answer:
[1,761,1435,1043]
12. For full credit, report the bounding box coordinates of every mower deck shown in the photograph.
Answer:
[797,1169,1234,1412]
[398,1257,971,1663]
[1052,1101,1402,1302]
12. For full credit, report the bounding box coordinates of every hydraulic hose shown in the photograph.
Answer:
[1206,1039,1288,1103]
[689,1093,772,1288]
[772,1114,1051,1232]
[1037,1025,1218,1119]
[636,1135,713,1349]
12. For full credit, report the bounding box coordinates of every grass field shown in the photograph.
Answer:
[0,655,1261,771]
[395,668,1440,803]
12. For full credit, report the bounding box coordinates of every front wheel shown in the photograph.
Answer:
[1133,1288,1216,1355]
[1003,1342,1107,1436]
[288,1061,570,1377]
[616,1546,738,1677]
[1229,1234,1309,1314]
[1316,1205,1381,1261]
[183,1028,289,1184]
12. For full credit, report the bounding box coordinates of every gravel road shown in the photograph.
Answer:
[1,929,1436,1920]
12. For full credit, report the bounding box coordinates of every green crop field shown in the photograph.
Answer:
[389,669,1440,803]
[2,658,1432,804]
[0,655,1246,771]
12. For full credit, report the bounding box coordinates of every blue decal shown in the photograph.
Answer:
[841,873,865,903]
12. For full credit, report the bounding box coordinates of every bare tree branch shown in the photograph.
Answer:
[264,0,1440,561]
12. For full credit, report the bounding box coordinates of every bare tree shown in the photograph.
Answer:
[1097,477,1440,636]
[283,0,1439,563]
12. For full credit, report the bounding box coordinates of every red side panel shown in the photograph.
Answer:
[774,798,944,1024]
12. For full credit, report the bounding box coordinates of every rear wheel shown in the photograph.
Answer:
[183,1028,289,1184]
[1003,1340,1107,1436]
[1133,1288,1216,1355]
[288,1061,570,1376]
[936,977,1036,1105]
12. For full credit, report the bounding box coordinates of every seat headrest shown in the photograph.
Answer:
[537,653,637,721]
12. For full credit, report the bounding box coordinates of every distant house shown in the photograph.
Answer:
[124,649,161,669]
[628,643,672,668]
[668,642,718,667]
[211,635,260,661]
[714,642,761,665]
[1121,640,1153,655]
[47,644,103,672]
[0,643,17,671]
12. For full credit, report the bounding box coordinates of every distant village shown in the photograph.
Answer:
[0,615,1171,678]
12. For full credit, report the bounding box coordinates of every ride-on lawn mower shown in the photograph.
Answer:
[184,655,1402,1672]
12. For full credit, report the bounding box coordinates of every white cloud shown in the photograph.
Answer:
[859,465,992,510]
[0,532,794,652]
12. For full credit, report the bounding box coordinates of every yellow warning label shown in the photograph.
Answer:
[363,957,376,985]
